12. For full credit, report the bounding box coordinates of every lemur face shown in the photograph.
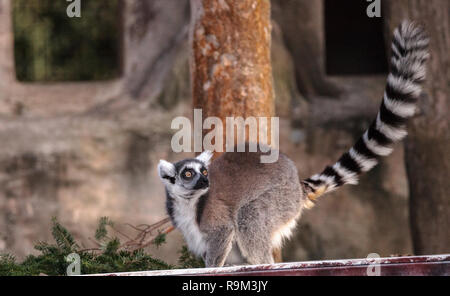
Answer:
[158,151,213,199]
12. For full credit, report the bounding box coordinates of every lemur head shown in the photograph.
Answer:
[158,150,213,199]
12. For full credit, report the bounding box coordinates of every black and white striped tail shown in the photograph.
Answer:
[303,21,430,203]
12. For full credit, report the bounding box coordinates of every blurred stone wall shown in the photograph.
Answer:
[0,0,412,264]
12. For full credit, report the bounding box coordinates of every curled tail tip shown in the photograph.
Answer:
[399,20,429,40]
[389,20,430,106]
[394,20,430,55]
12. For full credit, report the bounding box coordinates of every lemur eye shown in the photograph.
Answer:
[184,171,192,178]
[202,169,208,176]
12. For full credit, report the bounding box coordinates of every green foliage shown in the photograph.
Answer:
[51,217,78,252]
[178,246,205,269]
[153,233,167,248]
[0,218,204,276]
[13,0,121,81]
[95,216,114,241]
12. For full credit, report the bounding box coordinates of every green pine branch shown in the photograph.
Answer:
[0,217,204,276]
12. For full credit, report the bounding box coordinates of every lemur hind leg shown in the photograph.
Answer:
[203,225,234,267]
[234,199,276,265]
[234,184,302,265]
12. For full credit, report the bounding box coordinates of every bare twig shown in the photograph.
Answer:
[78,217,174,254]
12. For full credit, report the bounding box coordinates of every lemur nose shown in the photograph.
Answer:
[194,176,209,189]
[200,177,209,186]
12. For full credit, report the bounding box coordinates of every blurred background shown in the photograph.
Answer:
[0,0,448,265]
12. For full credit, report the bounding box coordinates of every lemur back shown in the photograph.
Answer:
[158,21,430,267]
[203,149,305,265]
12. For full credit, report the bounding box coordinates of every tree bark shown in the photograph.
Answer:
[383,0,450,254]
[190,0,275,154]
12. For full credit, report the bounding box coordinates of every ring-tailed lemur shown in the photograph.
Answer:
[158,21,430,267]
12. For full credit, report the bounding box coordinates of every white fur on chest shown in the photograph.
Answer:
[172,197,207,257]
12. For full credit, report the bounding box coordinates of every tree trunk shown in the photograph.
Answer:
[383,0,450,254]
[190,0,281,261]
[190,0,275,153]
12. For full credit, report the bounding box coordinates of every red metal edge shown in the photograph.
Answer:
[89,254,450,276]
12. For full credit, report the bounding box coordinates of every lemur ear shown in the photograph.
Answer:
[158,160,176,182]
[196,150,213,166]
